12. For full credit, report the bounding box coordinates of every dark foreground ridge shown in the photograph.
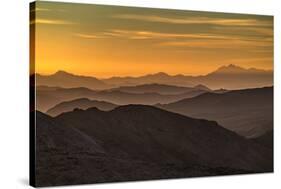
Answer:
[35,105,273,187]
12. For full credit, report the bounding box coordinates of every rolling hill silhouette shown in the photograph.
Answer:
[35,106,272,186]
[37,85,208,112]
[102,72,194,87]
[36,111,115,186]
[46,98,118,117]
[36,111,104,154]
[108,83,210,95]
[36,86,98,112]
[159,87,273,138]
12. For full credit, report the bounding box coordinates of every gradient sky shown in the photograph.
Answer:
[32,1,273,78]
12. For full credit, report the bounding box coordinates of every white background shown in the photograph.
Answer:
[0,0,280,188]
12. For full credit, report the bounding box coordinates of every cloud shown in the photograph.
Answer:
[113,14,272,27]
[73,29,272,52]
[30,7,67,13]
[105,29,236,40]
[158,39,271,49]
[212,26,273,40]
[30,19,75,25]
[104,29,272,44]
[73,33,103,39]
[30,8,50,13]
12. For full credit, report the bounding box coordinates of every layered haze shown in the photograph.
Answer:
[36,64,273,90]
[31,1,273,187]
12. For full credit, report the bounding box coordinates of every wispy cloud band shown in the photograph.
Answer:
[113,14,272,27]
[73,28,272,52]
[30,8,51,13]
[30,19,75,25]
[73,33,102,39]
[108,29,232,40]
[158,39,271,49]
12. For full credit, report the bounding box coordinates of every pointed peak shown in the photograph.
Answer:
[153,72,169,76]
[54,70,73,76]
[227,64,239,68]
[208,64,270,76]
[220,64,243,69]
[213,64,246,74]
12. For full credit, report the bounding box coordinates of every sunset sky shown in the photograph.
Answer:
[32,1,273,78]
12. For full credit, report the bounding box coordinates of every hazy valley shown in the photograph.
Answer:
[33,64,273,186]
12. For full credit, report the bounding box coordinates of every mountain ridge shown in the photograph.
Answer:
[36,71,111,90]
[46,98,118,117]
[209,64,272,75]
[36,64,272,90]
[36,85,208,112]
[35,104,273,186]
[107,83,210,95]
[158,86,273,138]
[55,104,273,172]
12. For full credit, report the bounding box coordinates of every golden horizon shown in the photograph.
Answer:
[33,2,273,79]
[35,64,273,79]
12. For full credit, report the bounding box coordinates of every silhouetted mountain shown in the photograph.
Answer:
[36,111,104,153]
[159,87,273,138]
[102,65,273,89]
[108,83,209,95]
[36,86,98,112]
[36,86,207,112]
[36,71,111,90]
[36,111,105,186]
[35,65,272,90]
[252,130,273,149]
[91,90,207,106]
[195,64,273,89]
[56,105,272,172]
[211,64,250,74]
[102,72,194,87]
[210,64,269,75]
[35,106,272,186]
[46,98,118,117]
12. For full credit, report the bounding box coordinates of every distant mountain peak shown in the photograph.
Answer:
[153,72,170,77]
[211,64,248,75]
[54,70,73,76]
[219,64,244,70]
[227,64,240,68]
[212,64,271,75]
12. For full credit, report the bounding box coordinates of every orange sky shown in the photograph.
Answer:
[32,1,273,78]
